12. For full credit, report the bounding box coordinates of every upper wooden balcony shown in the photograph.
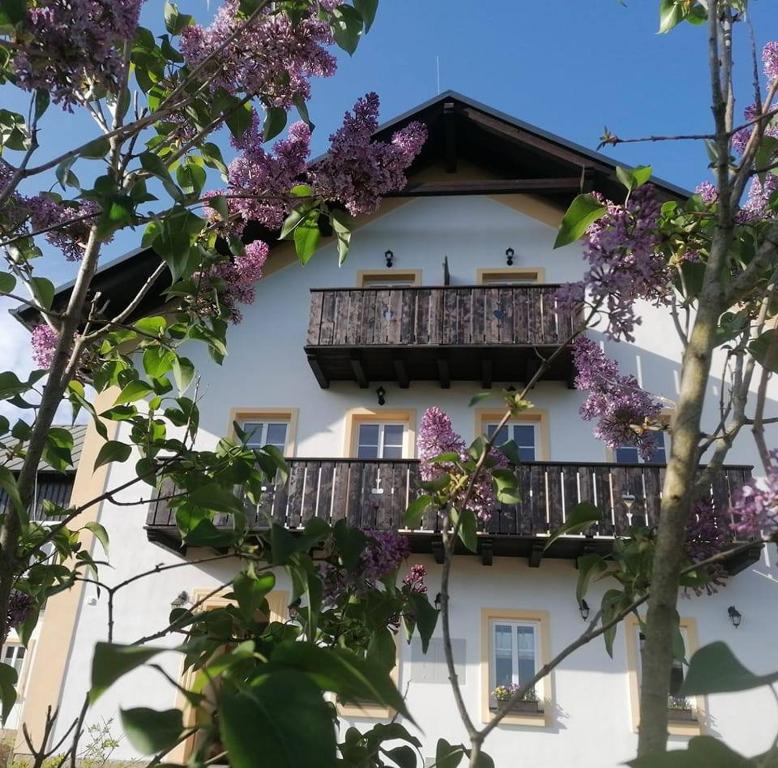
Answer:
[305,285,581,389]
[145,459,759,572]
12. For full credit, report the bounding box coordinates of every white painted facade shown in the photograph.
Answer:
[19,190,778,766]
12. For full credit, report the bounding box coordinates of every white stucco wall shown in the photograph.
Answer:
[37,194,778,765]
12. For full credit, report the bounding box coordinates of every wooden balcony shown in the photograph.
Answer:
[145,459,759,572]
[0,474,73,522]
[305,285,581,388]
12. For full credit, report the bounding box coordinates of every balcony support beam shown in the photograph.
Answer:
[528,541,544,568]
[350,351,369,389]
[437,353,451,389]
[480,538,494,566]
[306,352,330,389]
[431,538,445,565]
[393,356,410,389]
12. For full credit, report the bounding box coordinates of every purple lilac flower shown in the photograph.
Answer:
[737,174,778,223]
[402,564,428,595]
[730,453,778,539]
[418,406,507,523]
[181,1,336,107]
[695,181,718,205]
[685,499,729,594]
[572,337,664,460]
[31,324,60,369]
[193,239,269,324]
[556,186,667,342]
[6,591,34,640]
[12,0,143,109]
[27,196,101,261]
[732,102,778,156]
[763,41,778,83]
[310,93,427,216]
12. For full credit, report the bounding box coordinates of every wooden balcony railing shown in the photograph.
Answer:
[0,475,73,521]
[146,459,756,566]
[304,285,581,388]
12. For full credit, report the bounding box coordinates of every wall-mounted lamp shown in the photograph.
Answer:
[170,591,189,609]
[376,386,386,406]
[434,593,442,610]
[505,247,515,266]
[578,599,590,621]
[385,250,394,268]
[728,605,742,628]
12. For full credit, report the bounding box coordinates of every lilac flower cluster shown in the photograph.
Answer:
[418,406,506,523]
[31,324,60,369]
[572,337,664,460]
[763,41,778,84]
[685,499,729,593]
[310,93,427,216]
[402,564,428,595]
[181,1,336,107]
[694,181,718,205]
[738,174,778,223]
[320,530,411,605]
[731,45,778,155]
[193,239,269,324]
[6,590,34,640]
[730,453,778,539]
[558,186,667,342]
[27,196,100,261]
[12,0,143,108]
[225,115,312,230]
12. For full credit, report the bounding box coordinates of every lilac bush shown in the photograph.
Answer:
[572,337,664,460]
[31,324,60,369]
[730,454,778,540]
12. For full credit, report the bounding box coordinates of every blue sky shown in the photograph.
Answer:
[0,0,775,391]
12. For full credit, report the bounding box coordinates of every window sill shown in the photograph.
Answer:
[487,705,548,728]
[339,702,392,720]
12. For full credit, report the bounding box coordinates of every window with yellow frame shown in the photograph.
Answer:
[357,269,421,288]
[477,267,544,286]
[475,409,549,462]
[481,608,552,727]
[625,614,706,737]
[344,408,416,459]
[229,408,298,457]
[170,588,289,762]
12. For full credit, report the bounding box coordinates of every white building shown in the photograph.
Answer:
[12,93,778,767]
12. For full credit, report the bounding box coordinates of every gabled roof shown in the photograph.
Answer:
[14,91,688,330]
[3,423,87,473]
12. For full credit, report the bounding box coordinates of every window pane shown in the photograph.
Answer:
[516,626,536,684]
[514,424,535,448]
[243,422,265,448]
[383,424,404,447]
[494,625,514,686]
[358,424,379,449]
[643,432,667,465]
[615,445,640,464]
[518,446,536,462]
[487,425,509,445]
[382,445,403,459]
[357,444,379,459]
[265,423,288,452]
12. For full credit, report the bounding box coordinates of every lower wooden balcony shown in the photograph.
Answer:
[305,285,581,389]
[145,459,760,572]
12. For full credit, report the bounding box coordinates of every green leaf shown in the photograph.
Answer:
[163,0,192,34]
[84,521,110,556]
[271,643,411,720]
[114,380,154,406]
[188,483,242,514]
[600,589,625,658]
[436,739,465,768]
[0,272,16,294]
[330,5,363,54]
[354,0,379,30]
[232,570,276,622]
[554,193,607,248]
[749,329,778,373]
[33,90,50,121]
[680,641,778,696]
[294,214,321,265]
[492,468,520,505]
[120,708,183,754]
[627,736,751,767]
[29,277,55,310]
[658,0,684,33]
[408,592,438,653]
[0,664,17,724]
[171,356,195,393]
[468,392,492,407]
[90,643,166,703]
[220,670,336,768]
[0,0,26,26]
[55,157,80,190]
[544,501,600,550]
[332,520,368,572]
[0,467,25,524]
[142,346,174,379]
[385,746,416,768]
[263,107,287,142]
[134,315,167,336]
[576,553,607,603]
[405,494,432,529]
[93,440,131,470]
[452,507,477,553]
[80,136,111,159]
[616,165,653,192]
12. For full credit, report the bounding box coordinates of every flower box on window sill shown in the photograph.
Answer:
[667,696,696,722]
[490,699,544,715]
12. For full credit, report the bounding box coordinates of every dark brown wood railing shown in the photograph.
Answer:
[146,459,752,541]
[306,285,581,348]
[0,475,73,521]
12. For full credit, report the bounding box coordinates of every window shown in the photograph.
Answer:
[477,268,544,285]
[345,409,416,459]
[243,421,289,454]
[358,270,421,288]
[615,431,667,465]
[230,409,298,456]
[481,609,550,727]
[2,644,26,688]
[486,423,537,462]
[625,616,705,736]
[357,423,405,459]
